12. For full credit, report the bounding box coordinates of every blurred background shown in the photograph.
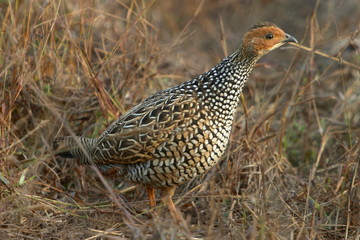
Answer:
[1,0,359,239]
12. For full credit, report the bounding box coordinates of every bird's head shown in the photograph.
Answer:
[239,22,297,60]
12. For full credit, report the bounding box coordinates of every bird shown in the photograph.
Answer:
[53,22,297,221]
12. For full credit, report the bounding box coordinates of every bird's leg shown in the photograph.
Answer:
[147,186,156,209]
[161,186,184,223]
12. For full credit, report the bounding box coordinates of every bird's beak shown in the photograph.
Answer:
[282,33,298,43]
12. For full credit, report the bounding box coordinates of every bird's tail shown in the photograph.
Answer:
[53,136,96,163]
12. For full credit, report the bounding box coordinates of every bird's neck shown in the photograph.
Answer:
[198,50,258,121]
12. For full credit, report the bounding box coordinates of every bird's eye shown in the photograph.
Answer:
[265,33,274,39]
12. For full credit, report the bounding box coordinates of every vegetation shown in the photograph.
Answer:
[1,0,359,239]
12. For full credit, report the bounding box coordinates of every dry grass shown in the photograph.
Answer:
[1,0,360,239]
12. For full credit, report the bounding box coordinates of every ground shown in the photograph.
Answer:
[1,0,360,239]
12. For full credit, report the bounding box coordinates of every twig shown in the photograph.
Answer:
[1,120,49,153]
[288,42,360,71]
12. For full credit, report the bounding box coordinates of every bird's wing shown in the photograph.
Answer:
[92,91,204,165]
